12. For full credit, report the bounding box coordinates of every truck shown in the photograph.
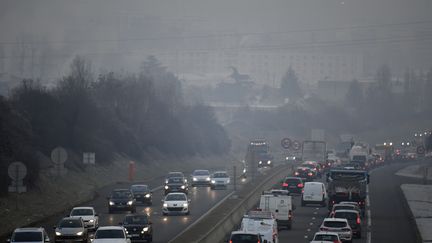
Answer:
[240,210,279,243]
[349,142,372,169]
[302,140,327,163]
[259,190,293,230]
[246,139,274,168]
[326,169,369,211]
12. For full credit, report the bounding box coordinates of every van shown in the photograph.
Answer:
[229,231,263,243]
[259,190,293,230]
[301,182,327,207]
[240,211,279,243]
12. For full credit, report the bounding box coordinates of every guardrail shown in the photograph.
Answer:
[170,164,292,243]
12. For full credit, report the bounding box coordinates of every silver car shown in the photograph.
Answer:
[54,217,88,243]
[210,171,230,189]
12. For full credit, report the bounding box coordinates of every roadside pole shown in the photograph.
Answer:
[233,165,237,191]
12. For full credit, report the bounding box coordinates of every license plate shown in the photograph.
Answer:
[131,234,139,237]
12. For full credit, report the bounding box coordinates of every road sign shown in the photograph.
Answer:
[417,146,425,155]
[51,147,68,165]
[281,138,292,149]
[292,140,301,151]
[8,162,27,181]
[83,152,96,165]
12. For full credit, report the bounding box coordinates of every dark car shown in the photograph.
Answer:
[165,172,188,184]
[54,217,88,243]
[293,167,316,181]
[121,214,152,243]
[130,185,152,205]
[164,177,188,195]
[333,209,362,238]
[282,177,304,194]
[108,189,136,213]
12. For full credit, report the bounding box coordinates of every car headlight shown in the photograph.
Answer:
[285,157,289,160]
[183,203,188,207]
[193,177,198,181]
[127,200,134,205]
[89,219,94,223]
[211,180,216,184]
[181,185,185,189]
[267,160,271,164]
[109,201,114,206]
[76,232,83,236]
[184,179,188,183]
[163,203,168,207]
[164,185,169,190]
[243,168,246,173]
[206,177,210,181]
[145,194,151,198]
[259,161,262,164]
[143,227,149,232]
[227,179,230,183]
[55,232,61,236]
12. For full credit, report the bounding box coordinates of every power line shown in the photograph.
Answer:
[1,19,432,46]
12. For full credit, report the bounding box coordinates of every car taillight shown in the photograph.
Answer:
[357,217,361,224]
[282,183,288,187]
[294,172,299,175]
[297,183,303,188]
[308,172,313,176]
[289,210,293,219]
[230,241,232,243]
[313,168,317,171]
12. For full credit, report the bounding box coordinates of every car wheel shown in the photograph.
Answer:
[162,212,167,216]
[186,211,190,215]
[108,208,112,214]
[131,208,136,213]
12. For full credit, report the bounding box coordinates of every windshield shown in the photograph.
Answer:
[213,173,228,178]
[131,185,148,192]
[230,234,259,243]
[334,205,355,211]
[168,172,183,178]
[334,212,358,220]
[111,190,131,198]
[165,194,186,201]
[168,177,184,183]
[314,234,338,241]
[193,170,209,176]
[95,229,125,239]
[59,219,82,228]
[71,209,93,216]
[324,221,348,228]
[12,232,42,242]
[123,215,148,225]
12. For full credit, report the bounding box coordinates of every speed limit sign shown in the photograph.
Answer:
[281,138,292,149]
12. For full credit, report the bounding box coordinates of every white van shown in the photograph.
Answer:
[301,182,327,207]
[259,190,293,230]
[240,211,279,243]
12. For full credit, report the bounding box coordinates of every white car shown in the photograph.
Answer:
[190,170,211,186]
[162,192,190,215]
[92,226,130,243]
[210,171,230,189]
[310,231,341,243]
[8,228,50,243]
[319,218,352,242]
[69,207,99,230]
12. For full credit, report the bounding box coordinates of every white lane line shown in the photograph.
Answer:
[313,211,318,215]
[167,190,235,243]
[307,228,311,232]
[366,184,372,243]
[309,222,314,225]
[312,217,316,220]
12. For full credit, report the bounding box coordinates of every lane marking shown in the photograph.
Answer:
[309,222,314,225]
[312,217,316,220]
[307,228,311,232]
[167,190,235,243]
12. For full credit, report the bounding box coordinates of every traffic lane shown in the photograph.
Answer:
[369,161,425,243]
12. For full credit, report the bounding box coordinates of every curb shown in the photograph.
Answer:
[399,185,423,243]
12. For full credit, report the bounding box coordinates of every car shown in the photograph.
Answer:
[240,211,279,243]
[210,171,230,189]
[319,218,352,242]
[229,231,263,243]
[162,192,190,215]
[165,172,187,184]
[310,231,342,243]
[190,170,211,187]
[293,167,316,181]
[332,209,362,238]
[54,217,88,243]
[7,228,50,243]
[164,177,189,195]
[69,207,99,230]
[130,185,152,205]
[337,201,364,217]
[92,226,130,243]
[329,204,362,218]
[121,214,153,243]
[282,176,304,194]
[107,189,136,213]
[302,161,322,177]
[301,182,327,207]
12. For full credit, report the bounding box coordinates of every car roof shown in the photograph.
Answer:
[165,192,187,196]
[14,228,45,233]
[230,230,260,235]
[60,217,82,221]
[131,184,148,187]
[284,176,302,180]
[333,204,356,208]
[305,182,324,185]
[334,209,359,214]
[314,231,339,236]
[193,169,209,172]
[323,217,348,222]
[97,226,124,230]
[213,171,227,174]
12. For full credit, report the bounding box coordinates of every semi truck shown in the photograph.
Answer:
[302,140,327,163]
[326,169,369,211]
[246,139,274,168]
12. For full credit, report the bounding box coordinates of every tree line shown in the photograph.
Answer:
[0,56,230,196]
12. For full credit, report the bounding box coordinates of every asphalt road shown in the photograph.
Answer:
[3,170,247,243]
